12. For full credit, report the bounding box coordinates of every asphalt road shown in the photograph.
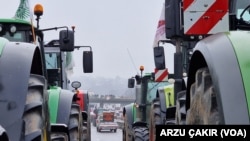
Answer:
[91,122,122,141]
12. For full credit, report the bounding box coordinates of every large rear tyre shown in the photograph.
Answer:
[24,74,50,141]
[175,91,186,125]
[69,103,83,141]
[149,98,162,141]
[82,110,91,141]
[51,133,68,141]
[133,126,149,141]
[87,112,91,141]
[186,67,220,124]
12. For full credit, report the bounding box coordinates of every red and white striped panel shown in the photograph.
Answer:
[155,68,168,82]
[183,0,229,35]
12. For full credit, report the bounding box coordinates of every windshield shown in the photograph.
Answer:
[1,31,26,42]
[147,81,169,102]
[235,0,250,21]
[45,52,62,87]
[45,52,60,69]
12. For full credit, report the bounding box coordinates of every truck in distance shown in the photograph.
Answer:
[96,111,119,133]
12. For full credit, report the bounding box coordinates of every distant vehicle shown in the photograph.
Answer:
[92,108,108,126]
[96,111,118,132]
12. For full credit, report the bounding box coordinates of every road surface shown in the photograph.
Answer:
[91,122,122,141]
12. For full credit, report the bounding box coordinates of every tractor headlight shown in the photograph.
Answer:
[10,25,16,33]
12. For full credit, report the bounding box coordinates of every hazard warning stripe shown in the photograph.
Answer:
[183,0,194,11]
[184,0,228,34]
[155,69,168,82]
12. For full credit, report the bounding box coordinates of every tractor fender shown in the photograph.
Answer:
[186,32,250,124]
[57,89,76,124]
[0,40,44,134]
[75,90,89,112]
[48,87,75,124]
[83,93,89,112]
[123,103,135,130]
[75,90,89,122]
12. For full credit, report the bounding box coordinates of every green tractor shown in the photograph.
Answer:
[122,66,170,141]
[149,1,250,140]
[44,39,93,141]
[0,2,88,141]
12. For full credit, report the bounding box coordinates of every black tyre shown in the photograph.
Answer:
[175,91,186,125]
[82,116,88,140]
[51,133,68,141]
[186,67,220,124]
[24,74,50,141]
[88,112,91,141]
[82,111,91,141]
[133,126,149,141]
[149,98,162,141]
[69,103,83,141]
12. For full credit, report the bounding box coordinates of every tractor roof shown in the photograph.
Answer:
[0,18,31,26]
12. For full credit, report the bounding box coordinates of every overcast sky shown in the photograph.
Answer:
[1,0,175,79]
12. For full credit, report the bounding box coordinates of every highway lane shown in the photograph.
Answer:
[90,123,122,141]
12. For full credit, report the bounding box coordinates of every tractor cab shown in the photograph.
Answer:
[127,66,170,124]
[0,19,35,42]
[44,39,76,89]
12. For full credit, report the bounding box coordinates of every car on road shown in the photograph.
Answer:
[96,111,119,132]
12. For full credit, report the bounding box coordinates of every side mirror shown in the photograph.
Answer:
[83,51,93,73]
[154,46,165,69]
[71,81,81,89]
[59,30,74,52]
[128,78,135,88]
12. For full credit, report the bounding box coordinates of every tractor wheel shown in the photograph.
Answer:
[186,67,220,124]
[123,114,132,141]
[87,114,91,141]
[82,111,91,141]
[82,117,87,141]
[87,109,91,141]
[69,103,83,141]
[24,74,49,141]
[51,133,68,141]
[133,126,149,141]
[175,91,186,125]
[149,98,162,141]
